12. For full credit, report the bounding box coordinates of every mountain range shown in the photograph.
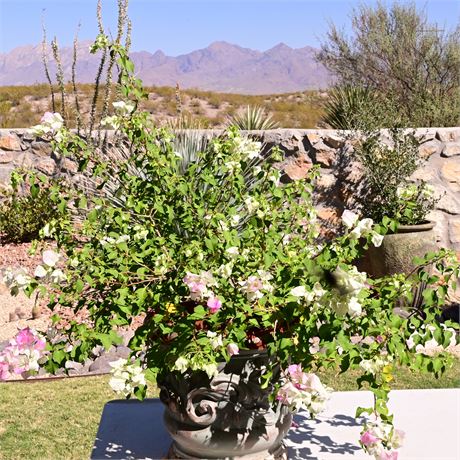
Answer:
[0,41,333,94]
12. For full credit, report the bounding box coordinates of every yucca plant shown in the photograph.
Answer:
[227,105,279,130]
[321,85,379,130]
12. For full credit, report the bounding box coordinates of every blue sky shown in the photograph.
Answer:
[0,0,459,54]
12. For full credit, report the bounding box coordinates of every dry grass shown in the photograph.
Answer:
[0,84,326,129]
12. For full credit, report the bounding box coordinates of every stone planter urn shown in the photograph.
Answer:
[358,221,438,309]
[158,350,292,459]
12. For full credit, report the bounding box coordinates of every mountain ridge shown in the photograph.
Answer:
[0,41,333,94]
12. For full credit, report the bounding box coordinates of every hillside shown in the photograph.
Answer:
[0,84,327,129]
[0,41,333,94]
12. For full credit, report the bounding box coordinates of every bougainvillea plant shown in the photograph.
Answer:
[3,39,460,460]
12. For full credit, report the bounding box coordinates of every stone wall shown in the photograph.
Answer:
[1,127,459,250]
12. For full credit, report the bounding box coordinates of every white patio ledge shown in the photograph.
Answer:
[91,388,460,460]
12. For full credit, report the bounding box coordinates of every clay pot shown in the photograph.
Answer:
[361,221,437,278]
[158,350,292,459]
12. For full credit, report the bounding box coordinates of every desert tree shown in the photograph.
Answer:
[317,1,460,127]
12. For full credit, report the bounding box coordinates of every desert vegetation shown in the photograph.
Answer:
[0,83,325,129]
[318,1,460,129]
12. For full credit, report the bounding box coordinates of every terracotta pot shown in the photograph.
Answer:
[158,350,292,459]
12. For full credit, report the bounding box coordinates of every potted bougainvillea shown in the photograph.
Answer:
[2,38,460,460]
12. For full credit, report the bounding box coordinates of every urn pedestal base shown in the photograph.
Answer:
[167,440,288,460]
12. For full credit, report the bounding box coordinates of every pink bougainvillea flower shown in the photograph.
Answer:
[377,450,399,460]
[360,431,379,446]
[15,328,36,347]
[207,296,222,314]
[227,343,239,356]
[0,361,10,380]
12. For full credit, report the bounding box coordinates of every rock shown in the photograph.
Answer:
[8,312,18,322]
[0,151,14,163]
[276,153,313,180]
[0,133,21,151]
[306,132,322,145]
[449,219,460,244]
[441,161,460,185]
[31,141,52,157]
[314,142,337,167]
[436,128,460,143]
[426,210,447,244]
[15,307,27,319]
[14,152,35,169]
[88,353,120,374]
[323,132,345,149]
[415,128,437,143]
[115,345,132,358]
[316,207,339,222]
[316,173,336,189]
[65,360,84,371]
[437,193,460,215]
[60,158,78,173]
[21,130,36,142]
[441,142,460,158]
[409,167,435,182]
[36,158,56,175]
[419,139,443,158]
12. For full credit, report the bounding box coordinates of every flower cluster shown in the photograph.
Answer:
[327,265,368,317]
[406,324,460,357]
[183,271,221,313]
[342,210,384,247]
[101,101,135,129]
[0,328,47,380]
[359,355,392,375]
[360,418,405,460]
[3,267,32,295]
[31,112,64,141]
[238,270,273,302]
[173,355,219,379]
[109,358,146,397]
[277,364,331,416]
[34,249,66,283]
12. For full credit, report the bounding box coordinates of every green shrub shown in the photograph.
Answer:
[354,129,439,225]
[0,172,62,243]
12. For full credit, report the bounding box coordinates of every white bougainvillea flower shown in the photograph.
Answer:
[342,210,359,228]
[230,214,240,227]
[112,100,135,115]
[371,232,384,247]
[50,269,66,284]
[347,296,363,317]
[42,250,60,267]
[244,197,260,213]
[290,286,307,298]
[351,218,374,239]
[14,271,31,288]
[34,265,48,278]
[203,363,219,379]
[207,331,223,349]
[226,247,239,259]
[174,356,189,373]
[101,116,120,129]
[333,266,367,295]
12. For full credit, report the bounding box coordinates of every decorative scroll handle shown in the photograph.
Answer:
[185,387,224,426]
